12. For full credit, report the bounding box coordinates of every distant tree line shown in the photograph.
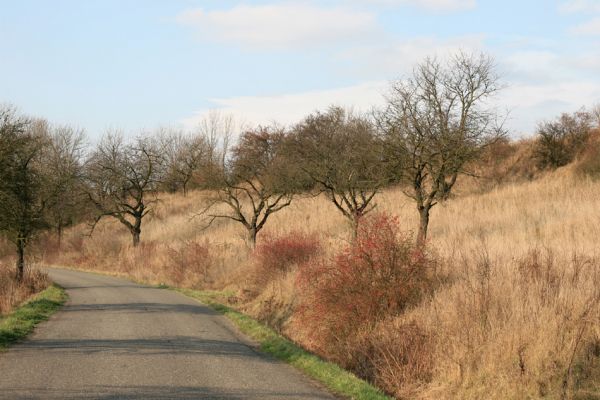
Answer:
[1,52,598,279]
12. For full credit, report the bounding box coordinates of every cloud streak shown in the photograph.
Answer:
[358,0,476,12]
[176,4,378,49]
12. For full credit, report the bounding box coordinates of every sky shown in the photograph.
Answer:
[1,0,599,139]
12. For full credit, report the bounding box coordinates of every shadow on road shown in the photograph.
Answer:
[60,302,217,316]
[0,385,330,399]
[12,336,262,358]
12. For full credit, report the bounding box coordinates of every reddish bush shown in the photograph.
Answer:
[252,231,321,287]
[166,240,212,287]
[296,213,436,362]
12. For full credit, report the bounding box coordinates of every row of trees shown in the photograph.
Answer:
[0,52,510,278]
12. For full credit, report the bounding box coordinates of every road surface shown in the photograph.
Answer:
[0,268,335,400]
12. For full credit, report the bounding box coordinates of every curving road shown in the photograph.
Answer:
[0,268,335,400]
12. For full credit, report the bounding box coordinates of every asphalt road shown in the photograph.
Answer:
[0,268,335,400]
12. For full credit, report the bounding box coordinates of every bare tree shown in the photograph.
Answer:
[378,52,504,243]
[0,107,51,280]
[159,128,210,195]
[44,124,87,245]
[591,104,600,128]
[195,110,237,188]
[200,126,296,248]
[290,107,386,234]
[86,132,163,247]
[534,109,593,169]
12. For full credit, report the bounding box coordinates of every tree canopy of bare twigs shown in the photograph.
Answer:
[85,133,163,247]
[43,123,87,244]
[290,106,386,233]
[377,52,504,243]
[534,109,593,169]
[199,125,297,247]
[158,128,210,195]
[592,104,600,128]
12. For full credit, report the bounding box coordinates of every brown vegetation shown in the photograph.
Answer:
[40,167,600,399]
[3,55,600,400]
[0,265,50,315]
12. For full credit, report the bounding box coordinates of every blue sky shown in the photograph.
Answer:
[1,0,599,139]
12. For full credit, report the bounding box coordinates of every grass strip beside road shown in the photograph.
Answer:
[0,285,67,349]
[175,287,392,400]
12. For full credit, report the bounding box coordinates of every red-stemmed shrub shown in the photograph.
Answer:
[252,231,322,288]
[295,213,436,364]
[166,240,213,287]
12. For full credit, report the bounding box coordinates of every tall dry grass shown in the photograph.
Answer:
[0,264,50,315]
[45,168,600,399]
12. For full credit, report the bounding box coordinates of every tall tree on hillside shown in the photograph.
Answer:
[534,110,593,169]
[0,107,51,280]
[44,124,87,245]
[591,104,600,128]
[290,107,386,234]
[159,128,210,195]
[86,133,163,247]
[199,125,297,247]
[378,52,504,244]
[195,110,237,188]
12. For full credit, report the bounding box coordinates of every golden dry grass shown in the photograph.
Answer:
[48,167,600,399]
[0,265,51,315]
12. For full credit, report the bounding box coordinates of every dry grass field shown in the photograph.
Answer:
[44,165,600,399]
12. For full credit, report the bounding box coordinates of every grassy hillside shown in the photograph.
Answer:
[45,167,600,399]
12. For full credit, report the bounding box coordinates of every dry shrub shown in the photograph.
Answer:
[0,265,50,315]
[166,240,213,287]
[575,129,600,178]
[416,248,600,399]
[348,319,434,399]
[296,213,436,364]
[251,231,321,289]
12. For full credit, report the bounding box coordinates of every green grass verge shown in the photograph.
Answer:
[0,285,67,349]
[175,287,392,400]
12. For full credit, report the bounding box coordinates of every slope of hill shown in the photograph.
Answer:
[44,167,600,399]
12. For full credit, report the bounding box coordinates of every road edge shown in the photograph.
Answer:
[0,284,67,350]
[174,287,392,400]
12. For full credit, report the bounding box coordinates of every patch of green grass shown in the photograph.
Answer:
[175,287,391,400]
[0,285,67,349]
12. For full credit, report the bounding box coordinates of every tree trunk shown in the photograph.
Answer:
[247,227,257,249]
[350,213,361,240]
[417,205,430,245]
[16,239,25,282]
[132,230,141,247]
[57,224,63,249]
[132,215,142,247]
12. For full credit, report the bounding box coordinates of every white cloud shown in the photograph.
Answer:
[181,82,388,129]
[335,34,485,78]
[176,4,378,49]
[182,75,600,138]
[359,0,476,12]
[571,17,600,35]
[560,0,600,13]
[498,80,600,135]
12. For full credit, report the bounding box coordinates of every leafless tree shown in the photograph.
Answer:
[378,52,504,244]
[43,124,87,245]
[0,107,52,280]
[195,110,237,188]
[534,109,593,169]
[85,132,163,247]
[159,128,210,195]
[591,104,600,128]
[199,125,296,248]
[290,106,386,234]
